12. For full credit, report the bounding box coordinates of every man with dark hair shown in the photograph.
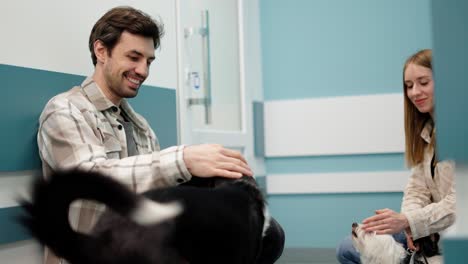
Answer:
[88,6,164,67]
[38,6,283,264]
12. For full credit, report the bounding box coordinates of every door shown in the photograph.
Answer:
[176,0,249,154]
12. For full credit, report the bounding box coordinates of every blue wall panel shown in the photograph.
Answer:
[2,64,85,171]
[260,0,432,100]
[130,86,178,149]
[1,64,177,171]
[266,153,406,174]
[0,207,30,244]
[431,1,468,262]
[442,238,468,264]
[431,0,468,162]
[268,192,403,248]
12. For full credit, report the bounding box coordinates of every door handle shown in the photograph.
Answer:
[186,10,212,125]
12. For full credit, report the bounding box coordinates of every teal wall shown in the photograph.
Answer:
[269,192,402,248]
[431,0,468,162]
[0,64,178,245]
[260,0,432,100]
[443,238,468,264]
[266,153,406,174]
[130,86,178,150]
[431,1,468,263]
[259,0,432,248]
[3,65,85,171]
[0,207,30,244]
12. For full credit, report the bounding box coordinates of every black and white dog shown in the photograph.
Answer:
[351,223,442,264]
[19,170,274,264]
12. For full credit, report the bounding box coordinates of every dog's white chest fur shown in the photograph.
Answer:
[351,223,443,264]
[352,231,407,264]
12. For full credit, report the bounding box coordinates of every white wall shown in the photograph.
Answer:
[264,93,409,193]
[265,94,405,157]
[2,0,177,89]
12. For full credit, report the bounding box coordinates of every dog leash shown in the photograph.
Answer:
[406,249,429,264]
[408,249,416,264]
[421,254,429,264]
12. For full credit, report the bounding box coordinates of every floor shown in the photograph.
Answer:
[276,248,338,264]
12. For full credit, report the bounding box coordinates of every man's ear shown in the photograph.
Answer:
[94,40,108,64]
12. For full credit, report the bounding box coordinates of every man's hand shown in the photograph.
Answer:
[361,208,409,234]
[183,144,253,179]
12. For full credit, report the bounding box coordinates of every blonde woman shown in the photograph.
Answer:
[336,49,456,263]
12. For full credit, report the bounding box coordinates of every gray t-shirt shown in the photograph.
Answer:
[119,108,138,157]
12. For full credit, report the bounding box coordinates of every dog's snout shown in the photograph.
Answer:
[351,222,358,238]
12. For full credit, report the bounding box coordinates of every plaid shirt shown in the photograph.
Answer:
[401,121,456,240]
[38,77,191,263]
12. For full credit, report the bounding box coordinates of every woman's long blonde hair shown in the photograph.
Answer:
[403,49,433,167]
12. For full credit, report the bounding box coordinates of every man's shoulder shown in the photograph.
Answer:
[41,86,94,117]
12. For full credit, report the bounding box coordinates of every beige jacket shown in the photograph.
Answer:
[401,121,456,240]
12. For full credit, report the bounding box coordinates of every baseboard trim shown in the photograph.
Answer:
[276,248,336,263]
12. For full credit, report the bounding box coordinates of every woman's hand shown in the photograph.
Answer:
[405,229,417,251]
[361,208,409,235]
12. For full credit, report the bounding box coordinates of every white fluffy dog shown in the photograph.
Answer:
[351,223,443,264]
[351,222,407,264]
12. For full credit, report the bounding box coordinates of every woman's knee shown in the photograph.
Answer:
[336,236,360,264]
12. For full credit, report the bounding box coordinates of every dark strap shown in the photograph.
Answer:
[422,254,429,264]
[430,153,436,179]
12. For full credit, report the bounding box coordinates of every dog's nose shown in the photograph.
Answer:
[352,222,358,228]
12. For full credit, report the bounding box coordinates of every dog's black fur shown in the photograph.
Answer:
[402,233,441,264]
[19,170,268,264]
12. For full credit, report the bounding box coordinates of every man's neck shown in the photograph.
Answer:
[92,69,121,106]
